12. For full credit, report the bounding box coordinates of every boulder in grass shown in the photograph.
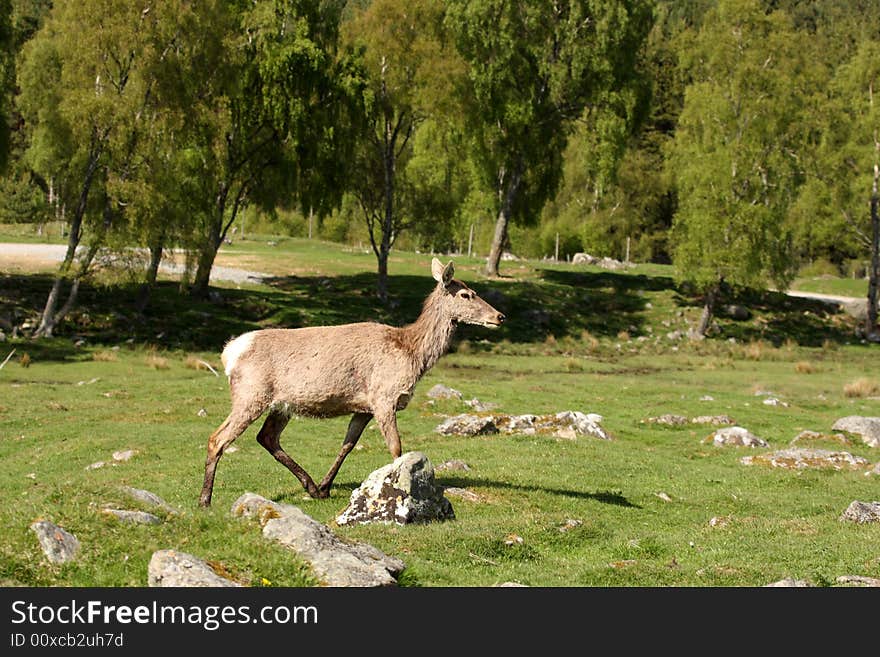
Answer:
[741,448,869,471]
[148,550,240,587]
[336,452,454,526]
[704,426,768,447]
[30,520,79,564]
[839,500,880,524]
[831,416,880,448]
[426,384,463,400]
[232,493,405,587]
[644,414,688,427]
[435,414,499,436]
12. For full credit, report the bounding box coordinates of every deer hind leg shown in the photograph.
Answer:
[200,407,262,508]
[255,410,322,499]
[317,412,372,496]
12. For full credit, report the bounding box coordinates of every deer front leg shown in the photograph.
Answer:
[317,412,372,496]
[375,408,402,459]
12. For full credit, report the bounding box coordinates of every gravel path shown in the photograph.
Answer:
[0,242,269,285]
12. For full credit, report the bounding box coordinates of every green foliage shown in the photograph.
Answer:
[669,0,812,293]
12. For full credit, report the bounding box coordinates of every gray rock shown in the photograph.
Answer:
[112,449,137,462]
[120,486,178,514]
[443,487,482,502]
[839,500,880,524]
[868,462,880,476]
[691,415,735,426]
[723,304,751,321]
[463,398,499,412]
[426,384,463,400]
[30,520,80,564]
[496,581,529,587]
[835,575,880,587]
[85,461,106,471]
[790,430,852,447]
[762,397,789,407]
[101,509,162,525]
[148,550,240,587]
[645,414,688,426]
[832,416,880,448]
[435,459,471,472]
[231,493,404,587]
[764,578,813,587]
[742,448,870,470]
[435,414,499,436]
[336,452,454,526]
[705,426,769,447]
[572,253,629,270]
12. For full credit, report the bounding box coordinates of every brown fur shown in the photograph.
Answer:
[199,258,504,506]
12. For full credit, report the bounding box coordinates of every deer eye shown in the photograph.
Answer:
[459,291,472,300]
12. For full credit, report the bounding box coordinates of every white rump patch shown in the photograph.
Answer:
[222,332,256,377]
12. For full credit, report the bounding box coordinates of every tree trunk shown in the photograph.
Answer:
[135,241,164,313]
[486,165,522,277]
[376,114,396,302]
[866,161,879,340]
[191,235,220,299]
[694,284,720,339]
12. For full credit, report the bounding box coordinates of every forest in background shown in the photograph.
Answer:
[0,0,877,338]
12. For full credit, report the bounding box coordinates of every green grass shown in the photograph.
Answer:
[1,236,879,587]
[790,275,868,299]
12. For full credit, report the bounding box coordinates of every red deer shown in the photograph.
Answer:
[199,258,504,507]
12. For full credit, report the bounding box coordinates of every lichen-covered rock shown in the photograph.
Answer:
[839,500,880,524]
[691,415,735,426]
[443,487,482,502]
[30,520,79,564]
[704,426,768,447]
[836,575,880,587]
[790,430,852,447]
[148,550,240,587]
[120,486,178,514]
[101,509,161,525]
[644,414,688,426]
[426,384,463,400]
[741,448,869,470]
[764,578,813,587]
[231,493,404,586]
[435,414,499,436]
[832,416,880,447]
[436,411,611,440]
[336,452,454,526]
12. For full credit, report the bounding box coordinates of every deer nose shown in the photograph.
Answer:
[496,312,505,324]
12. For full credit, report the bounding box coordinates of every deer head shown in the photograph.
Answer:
[431,258,505,328]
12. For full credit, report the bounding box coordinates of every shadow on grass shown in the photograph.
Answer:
[1,261,861,360]
[316,475,641,509]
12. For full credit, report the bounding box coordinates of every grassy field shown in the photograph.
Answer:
[1,236,879,587]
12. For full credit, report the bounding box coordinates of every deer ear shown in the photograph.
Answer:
[431,258,444,283]
[441,260,454,285]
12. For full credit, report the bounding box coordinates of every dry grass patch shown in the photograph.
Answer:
[184,355,220,375]
[794,361,816,374]
[144,352,170,370]
[92,350,118,362]
[843,377,879,398]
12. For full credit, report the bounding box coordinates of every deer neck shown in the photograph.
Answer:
[403,288,456,377]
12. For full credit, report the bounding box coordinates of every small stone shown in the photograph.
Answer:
[496,581,529,587]
[504,534,524,546]
[691,415,735,426]
[700,395,714,401]
[765,578,813,587]
[197,408,208,417]
[708,516,730,528]
[839,500,880,524]
[426,384,463,400]
[435,414,499,436]
[30,520,80,564]
[763,397,789,407]
[655,492,673,503]
[443,487,482,502]
[226,445,239,453]
[705,426,769,447]
[85,461,105,471]
[463,398,499,412]
[121,486,178,514]
[435,459,471,472]
[148,550,240,587]
[645,414,688,426]
[835,575,880,587]
[112,449,137,462]
[558,519,583,532]
[101,509,161,525]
